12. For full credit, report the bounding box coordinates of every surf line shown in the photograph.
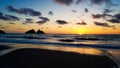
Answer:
[0,38,120,49]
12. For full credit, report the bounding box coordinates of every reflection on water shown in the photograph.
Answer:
[6,43,102,55]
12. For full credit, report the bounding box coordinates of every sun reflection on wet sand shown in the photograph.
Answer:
[7,44,102,55]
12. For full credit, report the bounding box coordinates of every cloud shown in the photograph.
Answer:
[56,20,68,24]
[0,12,8,20]
[107,13,120,23]
[76,22,87,25]
[53,0,73,6]
[90,0,110,5]
[0,12,19,21]
[36,21,46,25]
[18,8,41,16]
[48,11,53,15]
[85,8,89,13]
[9,22,15,24]
[22,23,27,25]
[72,10,77,13]
[76,0,82,4]
[25,18,33,23]
[5,15,19,21]
[7,6,17,12]
[36,17,50,24]
[7,6,41,16]
[94,21,113,27]
[114,13,120,20]
[0,12,3,16]
[39,17,50,22]
[52,0,110,6]
[103,9,112,14]
[92,13,112,19]
[92,14,103,19]
[108,19,120,23]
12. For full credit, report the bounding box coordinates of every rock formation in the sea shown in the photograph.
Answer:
[25,29,36,34]
[25,29,45,34]
[37,29,45,34]
[0,30,5,34]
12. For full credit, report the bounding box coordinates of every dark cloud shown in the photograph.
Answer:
[9,22,15,24]
[85,8,88,13]
[5,15,19,21]
[18,8,41,16]
[94,21,113,27]
[7,6,17,12]
[56,20,68,25]
[48,11,53,15]
[76,22,87,25]
[72,10,77,13]
[36,17,50,24]
[103,9,112,14]
[0,12,3,16]
[25,18,33,23]
[7,6,41,16]
[76,0,82,4]
[39,17,50,22]
[53,0,73,6]
[53,0,110,6]
[0,12,9,20]
[107,13,120,23]
[90,0,110,5]
[36,21,46,25]
[102,9,113,19]
[22,23,27,25]
[114,13,120,20]
[92,14,103,19]
[0,12,19,21]
[108,19,120,23]
[92,13,112,19]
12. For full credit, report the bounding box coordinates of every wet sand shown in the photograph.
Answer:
[0,45,11,51]
[0,47,118,68]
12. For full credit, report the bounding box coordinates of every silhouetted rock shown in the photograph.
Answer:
[0,30,5,34]
[25,29,36,34]
[37,30,45,34]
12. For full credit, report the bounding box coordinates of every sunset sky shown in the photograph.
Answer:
[0,0,120,34]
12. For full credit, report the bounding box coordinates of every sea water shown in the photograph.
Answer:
[0,34,120,47]
[0,34,120,67]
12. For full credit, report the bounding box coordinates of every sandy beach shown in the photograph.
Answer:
[0,44,118,68]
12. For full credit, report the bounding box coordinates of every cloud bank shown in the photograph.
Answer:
[0,12,19,21]
[53,0,73,6]
[94,21,113,27]
[56,20,68,24]
[7,6,41,16]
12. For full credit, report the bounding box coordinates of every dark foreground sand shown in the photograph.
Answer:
[0,45,11,51]
[0,48,118,68]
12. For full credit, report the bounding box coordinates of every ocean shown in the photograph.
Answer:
[0,34,120,67]
[0,34,120,48]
